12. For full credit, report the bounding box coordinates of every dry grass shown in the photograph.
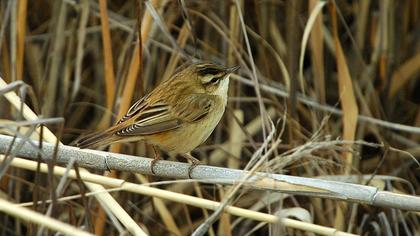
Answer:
[0,0,419,235]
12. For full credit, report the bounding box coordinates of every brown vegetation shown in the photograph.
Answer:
[0,0,419,235]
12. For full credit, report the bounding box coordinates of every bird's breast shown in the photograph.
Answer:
[146,97,226,155]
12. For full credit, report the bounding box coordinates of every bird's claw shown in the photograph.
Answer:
[150,158,160,175]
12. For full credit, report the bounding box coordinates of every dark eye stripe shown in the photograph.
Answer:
[198,67,222,76]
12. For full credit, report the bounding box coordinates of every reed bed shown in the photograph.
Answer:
[0,0,419,235]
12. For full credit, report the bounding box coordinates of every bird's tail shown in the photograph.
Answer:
[72,128,119,149]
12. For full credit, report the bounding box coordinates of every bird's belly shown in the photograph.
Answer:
[147,105,225,155]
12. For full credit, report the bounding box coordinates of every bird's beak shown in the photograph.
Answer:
[224,65,240,74]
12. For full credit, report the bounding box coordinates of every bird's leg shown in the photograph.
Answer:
[181,153,200,178]
[150,145,161,175]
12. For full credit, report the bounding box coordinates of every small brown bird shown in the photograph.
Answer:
[75,62,239,175]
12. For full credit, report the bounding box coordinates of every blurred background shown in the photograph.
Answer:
[0,0,419,235]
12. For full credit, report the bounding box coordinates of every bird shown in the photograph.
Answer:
[74,62,239,176]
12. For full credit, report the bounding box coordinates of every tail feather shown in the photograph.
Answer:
[73,129,116,149]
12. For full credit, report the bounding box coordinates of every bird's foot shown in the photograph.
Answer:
[182,153,200,178]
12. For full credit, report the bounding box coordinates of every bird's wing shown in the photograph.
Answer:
[116,94,214,136]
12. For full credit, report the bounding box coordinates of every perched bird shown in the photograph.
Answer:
[75,62,239,176]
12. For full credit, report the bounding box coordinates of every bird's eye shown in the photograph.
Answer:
[210,77,219,84]
[202,76,222,86]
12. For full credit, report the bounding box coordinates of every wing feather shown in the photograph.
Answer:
[116,94,214,136]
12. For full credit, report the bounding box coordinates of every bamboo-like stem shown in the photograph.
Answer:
[0,197,93,236]
[95,0,129,231]
[0,134,418,212]
[1,155,357,236]
[16,0,27,82]
[98,0,116,109]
